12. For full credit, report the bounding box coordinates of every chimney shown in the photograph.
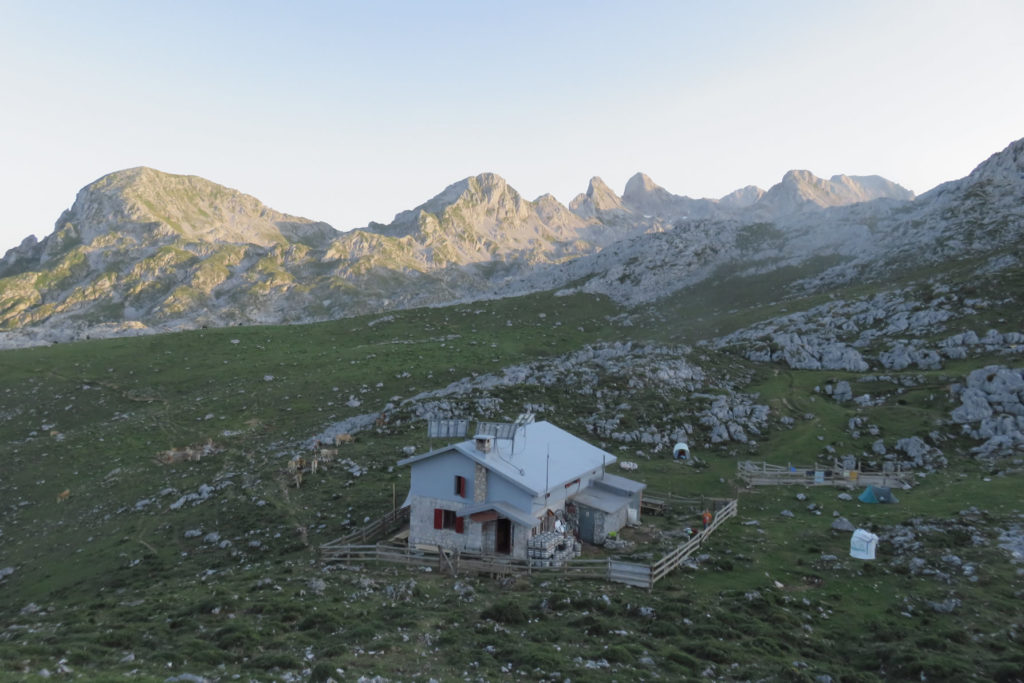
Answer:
[473,434,494,454]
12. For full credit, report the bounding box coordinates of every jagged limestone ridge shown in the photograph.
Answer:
[0,170,609,336]
[0,138,1020,347]
[365,173,597,267]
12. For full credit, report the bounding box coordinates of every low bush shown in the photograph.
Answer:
[310,661,342,682]
[480,599,528,624]
[251,651,301,671]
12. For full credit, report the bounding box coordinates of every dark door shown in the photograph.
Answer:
[495,518,512,555]
[578,506,595,544]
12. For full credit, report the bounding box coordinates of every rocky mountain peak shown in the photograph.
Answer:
[381,172,522,238]
[961,137,1024,186]
[760,169,913,213]
[718,185,765,209]
[623,172,661,199]
[586,177,623,208]
[621,172,674,212]
[620,172,720,219]
[569,177,624,218]
[368,172,597,266]
[60,166,337,249]
[920,136,1024,206]
[437,173,511,208]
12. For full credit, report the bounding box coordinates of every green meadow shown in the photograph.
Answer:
[1,286,1021,682]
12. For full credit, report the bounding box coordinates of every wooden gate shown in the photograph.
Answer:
[609,560,652,588]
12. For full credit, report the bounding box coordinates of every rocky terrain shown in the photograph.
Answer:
[536,139,1024,309]
[0,153,922,348]
[0,136,1022,681]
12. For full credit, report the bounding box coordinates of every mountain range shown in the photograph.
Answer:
[3,139,1022,349]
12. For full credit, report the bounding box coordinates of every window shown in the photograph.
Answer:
[454,475,467,498]
[433,508,464,533]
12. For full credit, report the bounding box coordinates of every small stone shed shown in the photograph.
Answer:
[572,473,646,544]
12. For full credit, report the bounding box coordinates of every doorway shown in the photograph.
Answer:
[495,518,512,555]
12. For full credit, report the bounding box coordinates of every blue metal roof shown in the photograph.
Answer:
[398,420,618,496]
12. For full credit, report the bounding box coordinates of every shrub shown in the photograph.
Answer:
[691,642,731,663]
[603,644,635,664]
[569,614,605,636]
[992,661,1024,682]
[647,620,681,637]
[666,650,700,671]
[480,600,528,625]
[310,661,342,682]
[298,611,343,632]
[251,652,301,671]
[212,623,258,651]
[509,643,562,671]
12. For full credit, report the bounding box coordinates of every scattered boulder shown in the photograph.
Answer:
[831,517,855,532]
[832,381,853,402]
[926,597,961,614]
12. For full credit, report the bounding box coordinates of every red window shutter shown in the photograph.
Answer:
[455,475,467,497]
[455,516,464,534]
[434,508,443,529]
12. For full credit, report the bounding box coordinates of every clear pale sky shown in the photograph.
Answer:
[1,0,1022,254]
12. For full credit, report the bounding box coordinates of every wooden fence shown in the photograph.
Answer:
[319,497,738,589]
[319,543,613,581]
[737,460,915,489]
[649,498,737,586]
[321,506,410,550]
[642,491,735,516]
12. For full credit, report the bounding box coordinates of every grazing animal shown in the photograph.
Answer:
[310,458,319,474]
[56,489,70,503]
[334,433,354,445]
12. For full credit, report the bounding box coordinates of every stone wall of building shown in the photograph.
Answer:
[407,495,484,553]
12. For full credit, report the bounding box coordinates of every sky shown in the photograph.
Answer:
[1,0,1022,254]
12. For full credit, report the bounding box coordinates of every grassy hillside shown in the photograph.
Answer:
[1,282,1022,682]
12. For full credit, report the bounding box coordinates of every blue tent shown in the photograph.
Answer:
[858,485,898,504]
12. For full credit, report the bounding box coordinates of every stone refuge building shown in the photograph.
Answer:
[398,419,646,560]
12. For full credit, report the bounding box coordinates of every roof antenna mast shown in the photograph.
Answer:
[545,446,550,503]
